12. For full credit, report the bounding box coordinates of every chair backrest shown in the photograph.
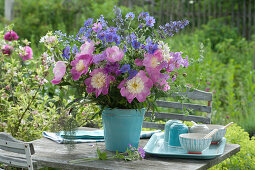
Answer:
[143,88,213,130]
[0,132,36,170]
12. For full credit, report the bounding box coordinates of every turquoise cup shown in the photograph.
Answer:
[164,120,182,143]
[102,108,145,152]
[169,123,188,147]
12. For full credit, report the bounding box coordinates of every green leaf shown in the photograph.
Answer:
[58,82,71,86]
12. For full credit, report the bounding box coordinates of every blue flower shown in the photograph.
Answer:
[62,46,71,60]
[128,69,138,79]
[123,44,127,53]
[120,64,130,73]
[125,12,135,20]
[107,27,117,34]
[78,27,86,35]
[93,53,106,64]
[72,45,79,54]
[138,12,149,20]
[105,33,114,43]
[145,16,155,27]
[132,40,141,49]
[98,15,108,27]
[84,18,93,27]
[85,28,92,38]
[97,31,106,41]
[114,35,121,45]
[146,43,158,54]
[159,19,189,37]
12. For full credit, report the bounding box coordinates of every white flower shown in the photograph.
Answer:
[158,41,171,62]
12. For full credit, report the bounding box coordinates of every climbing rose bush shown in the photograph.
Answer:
[41,7,190,110]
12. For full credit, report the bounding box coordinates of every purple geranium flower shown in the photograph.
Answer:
[84,18,94,26]
[93,53,106,64]
[114,35,121,45]
[128,69,138,80]
[97,31,106,41]
[145,16,155,27]
[132,40,141,49]
[125,12,135,20]
[120,64,130,73]
[104,62,120,74]
[107,27,117,34]
[105,33,114,43]
[138,12,149,20]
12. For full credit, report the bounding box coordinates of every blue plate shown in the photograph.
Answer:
[144,132,226,159]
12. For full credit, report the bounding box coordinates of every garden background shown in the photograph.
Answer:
[0,0,255,169]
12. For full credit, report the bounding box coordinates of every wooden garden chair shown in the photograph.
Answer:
[0,133,37,170]
[143,88,213,130]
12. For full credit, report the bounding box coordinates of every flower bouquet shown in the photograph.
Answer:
[41,7,190,151]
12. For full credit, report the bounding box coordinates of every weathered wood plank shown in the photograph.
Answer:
[0,133,35,155]
[170,88,212,101]
[144,111,211,124]
[143,121,165,130]
[0,155,29,168]
[15,127,239,170]
[156,101,212,113]
[4,0,15,21]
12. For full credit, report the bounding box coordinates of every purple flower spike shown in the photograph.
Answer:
[138,147,145,159]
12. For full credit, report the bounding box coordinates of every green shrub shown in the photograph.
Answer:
[210,124,255,169]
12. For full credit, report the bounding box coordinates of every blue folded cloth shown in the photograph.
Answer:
[43,129,161,144]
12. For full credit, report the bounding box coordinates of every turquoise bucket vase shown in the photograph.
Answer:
[102,108,145,152]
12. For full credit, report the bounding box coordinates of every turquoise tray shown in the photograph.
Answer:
[144,132,226,159]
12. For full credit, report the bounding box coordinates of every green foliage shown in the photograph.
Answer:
[165,22,255,136]
[10,0,120,44]
[70,145,144,164]
[210,124,255,169]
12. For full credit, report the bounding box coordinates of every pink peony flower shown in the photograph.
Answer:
[19,46,33,61]
[4,31,19,41]
[51,61,66,84]
[118,70,153,103]
[1,44,13,56]
[105,46,124,63]
[79,41,95,55]
[143,50,163,71]
[71,54,93,80]
[92,23,102,33]
[135,58,143,66]
[84,68,115,97]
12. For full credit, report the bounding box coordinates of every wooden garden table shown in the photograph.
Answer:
[30,127,240,170]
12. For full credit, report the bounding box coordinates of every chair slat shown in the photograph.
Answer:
[0,133,35,155]
[156,100,212,113]
[145,111,211,124]
[0,155,29,168]
[143,121,165,130]
[170,88,212,101]
[0,155,37,169]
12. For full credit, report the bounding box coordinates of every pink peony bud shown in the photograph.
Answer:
[4,31,19,41]
[19,46,33,61]
[51,61,66,84]
[1,44,13,56]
